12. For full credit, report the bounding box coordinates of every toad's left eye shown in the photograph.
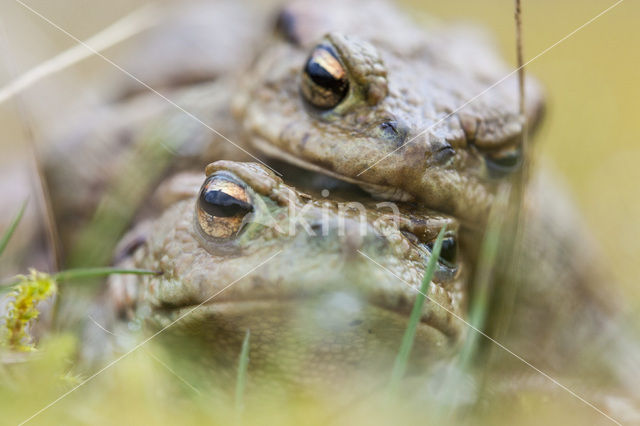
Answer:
[197,175,253,239]
[427,237,458,269]
[301,44,349,110]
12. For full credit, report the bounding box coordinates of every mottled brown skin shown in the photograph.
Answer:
[234,0,545,225]
[42,0,265,255]
[475,171,640,421]
[228,1,640,406]
[97,165,639,415]
[30,0,638,413]
[44,76,252,256]
[43,0,544,256]
[105,161,468,388]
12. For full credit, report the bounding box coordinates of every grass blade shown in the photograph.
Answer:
[456,185,510,370]
[235,329,251,413]
[1,267,159,294]
[0,199,28,257]
[52,267,160,283]
[389,226,447,392]
[0,5,162,105]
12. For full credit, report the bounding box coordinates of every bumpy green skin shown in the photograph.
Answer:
[105,161,468,387]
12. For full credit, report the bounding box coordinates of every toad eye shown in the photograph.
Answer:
[196,174,253,239]
[301,44,349,110]
[485,145,522,176]
[426,237,458,269]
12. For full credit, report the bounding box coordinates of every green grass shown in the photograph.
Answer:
[457,185,510,369]
[235,329,251,413]
[0,199,27,257]
[389,226,447,392]
[52,266,160,283]
[1,267,160,294]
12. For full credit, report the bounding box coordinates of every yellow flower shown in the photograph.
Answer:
[2,269,57,351]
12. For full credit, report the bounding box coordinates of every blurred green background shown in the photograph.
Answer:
[0,0,638,302]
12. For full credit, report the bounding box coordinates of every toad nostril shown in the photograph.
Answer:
[427,137,456,166]
[378,120,409,145]
[434,144,456,164]
[380,121,398,133]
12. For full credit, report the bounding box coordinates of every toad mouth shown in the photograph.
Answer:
[251,136,415,202]
[152,288,460,342]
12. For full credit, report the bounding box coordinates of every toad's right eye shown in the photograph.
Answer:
[197,174,253,239]
[485,144,522,177]
[301,44,349,110]
[426,236,458,270]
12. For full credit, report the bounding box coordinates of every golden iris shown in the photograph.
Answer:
[301,44,349,109]
[197,175,253,239]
